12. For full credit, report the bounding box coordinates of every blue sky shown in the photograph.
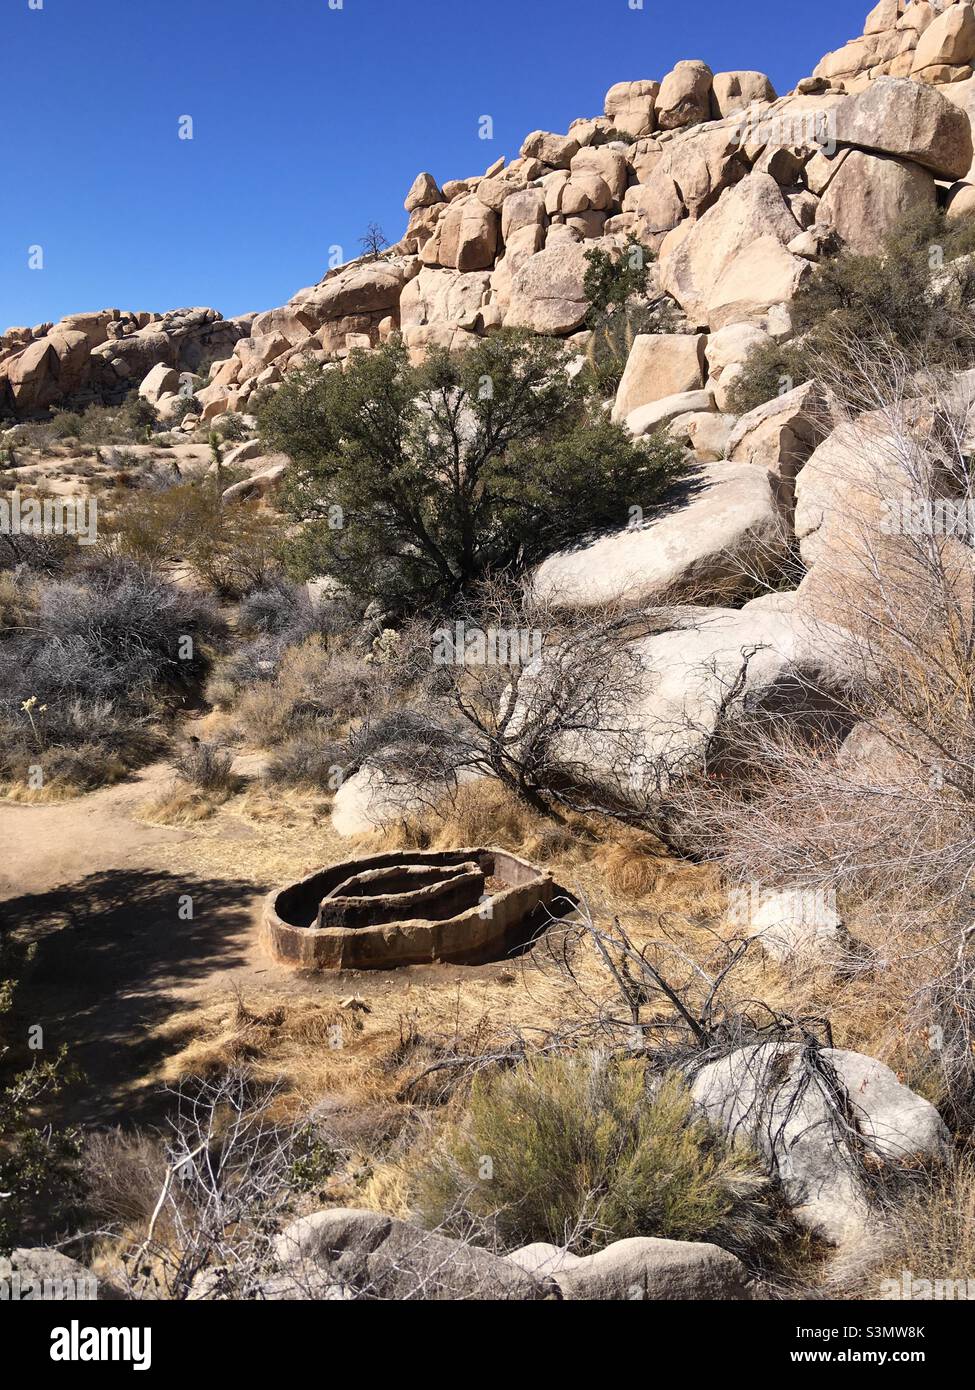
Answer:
[2,0,870,331]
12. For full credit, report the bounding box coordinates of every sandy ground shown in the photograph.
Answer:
[0,763,583,1127]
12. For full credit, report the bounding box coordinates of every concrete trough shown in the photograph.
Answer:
[263,847,569,970]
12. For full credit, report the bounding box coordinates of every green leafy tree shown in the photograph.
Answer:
[260,332,683,611]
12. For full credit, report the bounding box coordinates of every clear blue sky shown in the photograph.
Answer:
[2,0,869,331]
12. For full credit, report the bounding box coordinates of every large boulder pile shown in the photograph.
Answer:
[0,306,248,418]
[6,3,975,425]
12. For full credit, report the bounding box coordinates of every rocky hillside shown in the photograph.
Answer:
[6,0,975,428]
[9,3,975,1309]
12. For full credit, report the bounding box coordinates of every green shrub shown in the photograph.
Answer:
[169,395,201,425]
[0,1051,82,1252]
[260,332,684,611]
[117,394,158,438]
[583,234,655,317]
[217,412,248,442]
[406,1053,775,1256]
[50,411,85,440]
[731,207,975,413]
[724,341,816,417]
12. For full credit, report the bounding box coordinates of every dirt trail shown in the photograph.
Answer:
[0,765,309,1125]
[0,763,498,1127]
[0,763,190,898]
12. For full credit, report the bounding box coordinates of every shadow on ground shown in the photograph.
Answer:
[0,868,263,1126]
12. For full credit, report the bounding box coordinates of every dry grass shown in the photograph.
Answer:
[139,781,238,826]
[20,753,950,1287]
[378,779,706,907]
[158,993,365,1100]
[824,1156,975,1300]
[0,743,140,803]
[0,778,86,805]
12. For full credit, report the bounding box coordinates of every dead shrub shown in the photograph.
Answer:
[108,483,286,597]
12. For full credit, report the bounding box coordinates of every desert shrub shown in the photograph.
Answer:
[206,635,284,709]
[144,738,241,822]
[731,207,975,411]
[247,385,277,417]
[109,482,286,597]
[46,398,161,448]
[50,410,85,440]
[0,572,31,629]
[90,1072,336,1300]
[116,394,158,439]
[0,1052,82,1252]
[0,560,222,794]
[583,234,654,317]
[261,331,683,611]
[0,531,76,576]
[359,222,390,260]
[407,1054,774,1256]
[27,560,221,705]
[233,638,385,748]
[793,205,975,349]
[136,457,185,492]
[0,707,161,796]
[238,579,316,638]
[583,298,679,398]
[724,340,818,416]
[264,728,347,790]
[216,412,249,442]
[354,583,692,830]
[0,920,83,1250]
[578,237,677,397]
[173,739,237,794]
[167,395,200,426]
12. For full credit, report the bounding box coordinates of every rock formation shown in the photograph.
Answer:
[8,2,975,428]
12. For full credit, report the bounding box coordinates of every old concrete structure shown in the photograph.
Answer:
[263,847,567,969]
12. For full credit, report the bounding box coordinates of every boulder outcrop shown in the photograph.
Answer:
[8,2,975,421]
[691,1043,951,1245]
